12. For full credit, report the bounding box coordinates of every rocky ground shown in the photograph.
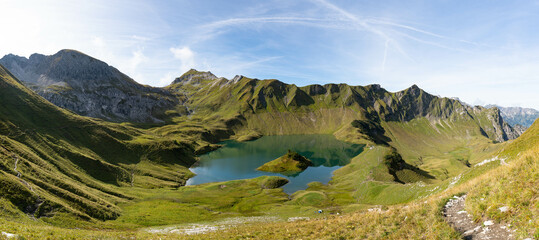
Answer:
[443,195,516,240]
[144,216,283,235]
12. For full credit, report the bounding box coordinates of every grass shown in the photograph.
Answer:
[256,150,313,174]
[465,125,539,239]
[109,176,290,227]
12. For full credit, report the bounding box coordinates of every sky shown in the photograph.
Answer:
[1,0,539,109]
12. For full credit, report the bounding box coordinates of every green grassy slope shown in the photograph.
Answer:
[168,71,515,143]
[0,65,196,221]
[466,119,539,238]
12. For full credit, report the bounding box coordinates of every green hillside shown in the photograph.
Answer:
[167,70,517,141]
[0,65,195,222]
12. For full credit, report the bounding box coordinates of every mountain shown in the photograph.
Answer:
[168,70,520,143]
[486,104,539,129]
[0,50,183,123]
[163,70,522,191]
[0,64,195,220]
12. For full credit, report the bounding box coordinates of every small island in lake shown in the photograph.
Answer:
[257,150,313,175]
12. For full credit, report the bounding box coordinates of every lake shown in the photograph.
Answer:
[186,134,364,194]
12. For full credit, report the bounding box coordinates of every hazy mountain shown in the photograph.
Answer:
[486,104,539,128]
[0,50,182,123]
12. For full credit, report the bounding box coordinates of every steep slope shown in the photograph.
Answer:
[0,65,195,221]
[0,50,183,123]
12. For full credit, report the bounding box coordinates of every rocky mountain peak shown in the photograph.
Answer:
[0,50,180,123]
[405,84,422,96]
[171,69,217,85]
[0,49,136,88]
[232,75,246,83]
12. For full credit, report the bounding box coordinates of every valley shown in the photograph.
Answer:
[0,51,536,239]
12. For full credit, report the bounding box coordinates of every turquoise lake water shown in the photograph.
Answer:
[186,134,364,194]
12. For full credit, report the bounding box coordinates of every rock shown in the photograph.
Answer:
[483,220,494,226]
[288,217,310,222]
[499,206,509,212]
[171,69,217,85]
[1,232,18,239]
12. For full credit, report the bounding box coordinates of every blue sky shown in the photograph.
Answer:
[1,0,539,109]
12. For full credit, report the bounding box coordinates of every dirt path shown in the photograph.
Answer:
[12,154,43,218]
[443,195,515,240]
[12,155,34,192]
[13,155,21,178]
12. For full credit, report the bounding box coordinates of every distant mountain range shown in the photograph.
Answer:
[485,104,539,129]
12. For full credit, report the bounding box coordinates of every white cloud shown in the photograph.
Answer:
[170,46,196,73]
[128,50,146,71]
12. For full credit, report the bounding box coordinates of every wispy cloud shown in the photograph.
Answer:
[311,0,391,39]
[201,17,326,29]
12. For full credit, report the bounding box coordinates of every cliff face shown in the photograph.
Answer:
[0,50,180,123]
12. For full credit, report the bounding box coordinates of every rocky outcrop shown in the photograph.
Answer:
[0,50,180,123]
[171,69,218,85]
